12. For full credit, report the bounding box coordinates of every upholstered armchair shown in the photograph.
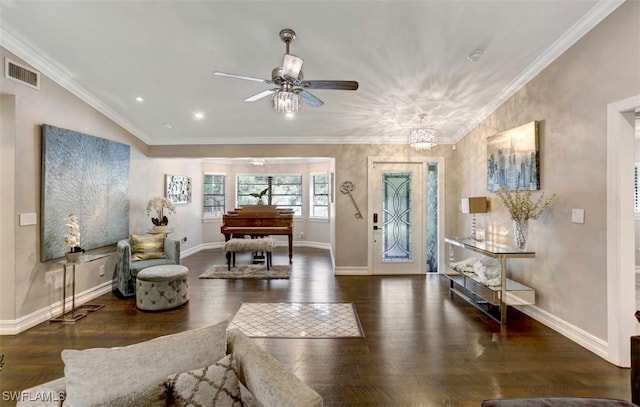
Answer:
[116,236,180,297]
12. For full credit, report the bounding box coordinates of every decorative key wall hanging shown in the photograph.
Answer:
[339,181,363,219]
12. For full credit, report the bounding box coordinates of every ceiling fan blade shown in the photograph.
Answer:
[244,88,278,102]
[213,71,273,84]
[297,90,324,107]
[282,54,304,79]
[302,80,359,91]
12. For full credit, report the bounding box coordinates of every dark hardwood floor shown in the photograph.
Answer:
[0,247,631,406]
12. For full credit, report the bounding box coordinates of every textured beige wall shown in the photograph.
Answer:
[449,0,640,340]
[0,47,151,319]
[0,95,17,320]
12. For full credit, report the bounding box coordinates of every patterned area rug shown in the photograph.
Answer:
[198,264,290,279]
[229,302,365,338]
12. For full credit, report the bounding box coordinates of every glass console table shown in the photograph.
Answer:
[50,254,110,323]
[444,237,535,324]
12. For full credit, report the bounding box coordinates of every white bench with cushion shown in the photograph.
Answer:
[223,238,276,270]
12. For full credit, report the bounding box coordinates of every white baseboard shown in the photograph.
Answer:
[514,304,609,361]
[181,242,222,258]
[292,240,331,250]
[0,280,114,335]
[181,240,331,258]
[334,266,370,276]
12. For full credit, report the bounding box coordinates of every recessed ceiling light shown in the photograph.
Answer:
[163,124,173,129]
[135,96,144,102]
[194,112,205,120]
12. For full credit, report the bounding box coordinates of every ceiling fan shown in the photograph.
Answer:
[213,28,358,114]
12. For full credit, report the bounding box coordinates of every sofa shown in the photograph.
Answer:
[116,235,181,297]
[16,321,323,407]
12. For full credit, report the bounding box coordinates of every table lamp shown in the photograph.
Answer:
[461,197,487,240]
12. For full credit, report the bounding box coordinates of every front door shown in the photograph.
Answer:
[371,161,424,275]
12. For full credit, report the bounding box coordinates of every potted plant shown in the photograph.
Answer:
[494,187,556,249]
[249,188,269,205]
[146,196,176,232]
[64,214,83,262]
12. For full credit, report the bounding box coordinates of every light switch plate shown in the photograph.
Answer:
[19,213,37,226]
[571,208,585,224]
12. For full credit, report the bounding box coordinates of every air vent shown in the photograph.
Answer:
[4,58,40,90]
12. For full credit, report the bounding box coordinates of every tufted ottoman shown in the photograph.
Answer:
[136,264,189,311]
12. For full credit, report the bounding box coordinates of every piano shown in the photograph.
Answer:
[220,205,294,263]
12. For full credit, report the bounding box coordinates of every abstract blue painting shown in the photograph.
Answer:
[41,124,130,261]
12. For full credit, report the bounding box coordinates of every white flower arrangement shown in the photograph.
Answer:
[64,214,82,252]
[146,196,176,226]
[494,187,556,222]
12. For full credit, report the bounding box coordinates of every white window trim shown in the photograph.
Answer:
[203,172,226,220]
[235,173,304,218]
[309,172,330,220]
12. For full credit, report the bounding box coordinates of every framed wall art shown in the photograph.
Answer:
[166,175,192,204]
[41,124,130,261]
[487,121,540,192]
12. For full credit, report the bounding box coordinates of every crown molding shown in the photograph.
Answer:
[451,0,625,143]
[1,0,623,147]
[0,27,153,145]
[150,134,456,145]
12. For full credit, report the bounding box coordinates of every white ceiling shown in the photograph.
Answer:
[0,1,623,146]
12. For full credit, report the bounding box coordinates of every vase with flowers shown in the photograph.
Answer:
[64,214,84,262]
[146,196,176,232]
[494,187,556,250]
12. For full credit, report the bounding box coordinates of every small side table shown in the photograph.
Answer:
[50,253,110,323]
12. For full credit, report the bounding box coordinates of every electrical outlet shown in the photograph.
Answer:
[299,232,304,239]
[99,265,105,277]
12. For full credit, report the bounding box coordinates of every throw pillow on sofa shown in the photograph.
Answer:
[61,320,228,406]
[130,234,167,261]
[167,353,243,407]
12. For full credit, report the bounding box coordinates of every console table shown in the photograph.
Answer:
[444,237,535,324]
[50,254,109,323]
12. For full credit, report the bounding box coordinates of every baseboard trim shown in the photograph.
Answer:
[0,280,114,335]
[514,304,609,361]
[334,266,370,276]
[292,241,331,250]
[182,241,331,257]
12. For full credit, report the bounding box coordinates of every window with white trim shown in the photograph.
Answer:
[310,173,329,218]
[203,173,226,218]
[237,175,303,216]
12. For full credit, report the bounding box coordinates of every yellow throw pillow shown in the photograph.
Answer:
[130,234,167,261]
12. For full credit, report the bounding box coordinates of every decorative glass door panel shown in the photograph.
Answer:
[382,172,412,262]
[371,162,424,275]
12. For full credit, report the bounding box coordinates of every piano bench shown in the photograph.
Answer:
[223,238,276,271]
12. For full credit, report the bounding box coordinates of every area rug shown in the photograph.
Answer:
[198,264,290,279]
[229,302,365,338]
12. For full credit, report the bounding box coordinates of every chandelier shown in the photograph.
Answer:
[272,90,300,115]
[409,114,437,151]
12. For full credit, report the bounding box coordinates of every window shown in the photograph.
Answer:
[237,175,303,216]
[310,173,329,218]
[203,174,226,218]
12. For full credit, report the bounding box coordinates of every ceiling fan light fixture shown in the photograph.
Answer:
[273,91,300,114]
[409,114,438,151]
